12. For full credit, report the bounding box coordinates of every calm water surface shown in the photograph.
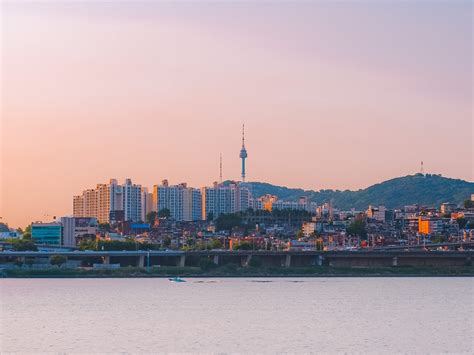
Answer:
[1,278,473,353]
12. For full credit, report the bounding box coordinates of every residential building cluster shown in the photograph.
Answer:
[1,127,472,252]
[154,180,202,222]
[73,178,146,224]
[9,194,469,251]
[72,178,323,225]
[202,181,251,219]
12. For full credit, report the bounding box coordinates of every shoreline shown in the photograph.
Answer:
[3,266,474,278]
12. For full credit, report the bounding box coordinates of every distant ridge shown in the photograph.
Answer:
[245,174,474,210]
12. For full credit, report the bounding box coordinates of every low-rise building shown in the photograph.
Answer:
[440,202,457,215]
[0,223,21,239]
[61,217,98,247]
[302,222,316,237]
[418,217,443,235]
[288,240,316,250]
[367,205,387,222]
[32,222,63,245]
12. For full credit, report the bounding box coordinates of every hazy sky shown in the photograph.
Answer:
[1,1,472,227]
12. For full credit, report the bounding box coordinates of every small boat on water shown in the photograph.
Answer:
[168,276,186,283]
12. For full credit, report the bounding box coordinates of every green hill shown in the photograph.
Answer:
[247,174,474,210]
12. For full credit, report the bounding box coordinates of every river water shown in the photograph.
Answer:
[1,278,473,353]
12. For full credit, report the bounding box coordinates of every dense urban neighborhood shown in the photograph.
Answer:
[1,129,473,274]
[1,177,473,275]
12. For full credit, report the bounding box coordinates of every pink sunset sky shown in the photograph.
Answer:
[1,1,472,228]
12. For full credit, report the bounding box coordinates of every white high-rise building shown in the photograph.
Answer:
[123,178,143,222]
[73,178,144,223]
[184,188,203,222]
[153,180,202,222]
[202,181,251,220]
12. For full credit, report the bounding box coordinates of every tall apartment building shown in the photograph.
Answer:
[73,178,145,223]
[184,188,202,221]
[142,188,154,220]
[153,180,202,221]
[123,178,143,222]
[96,183,111,223]
[202,182,251,220]
[83,189,98,220]
[73,195,84,217]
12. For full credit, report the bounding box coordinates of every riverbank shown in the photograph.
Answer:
[3,265,474,278]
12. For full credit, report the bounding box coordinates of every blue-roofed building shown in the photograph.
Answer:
[130,223,151,234]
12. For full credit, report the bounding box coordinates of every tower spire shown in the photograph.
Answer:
[239,123,248,182]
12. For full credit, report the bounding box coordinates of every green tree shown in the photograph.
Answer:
[22,232,32,240]
[11,239,38,251]
[98,223,111,232]
[346,219,368,239]
[86,239,162,251]
[463,200,474,209]
[207,212,214,221]
[456,217,468,229]
[158,208,171,219]
[24,224,32,233]
[163,236,171,248]
[97,240,136,251]
[296,230,304,239]
[146,211,157,225]
[233,241,253,250]
[50,255,67,267]
[431,235,447,243]
[138,241,162,251]
[216,213,242,231]
[195,241,206,250]
[78,239,97,251]
[209,239,222,249]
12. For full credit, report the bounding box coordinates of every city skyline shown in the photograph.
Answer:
[1,2,473,354]
[1,1,472,227]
